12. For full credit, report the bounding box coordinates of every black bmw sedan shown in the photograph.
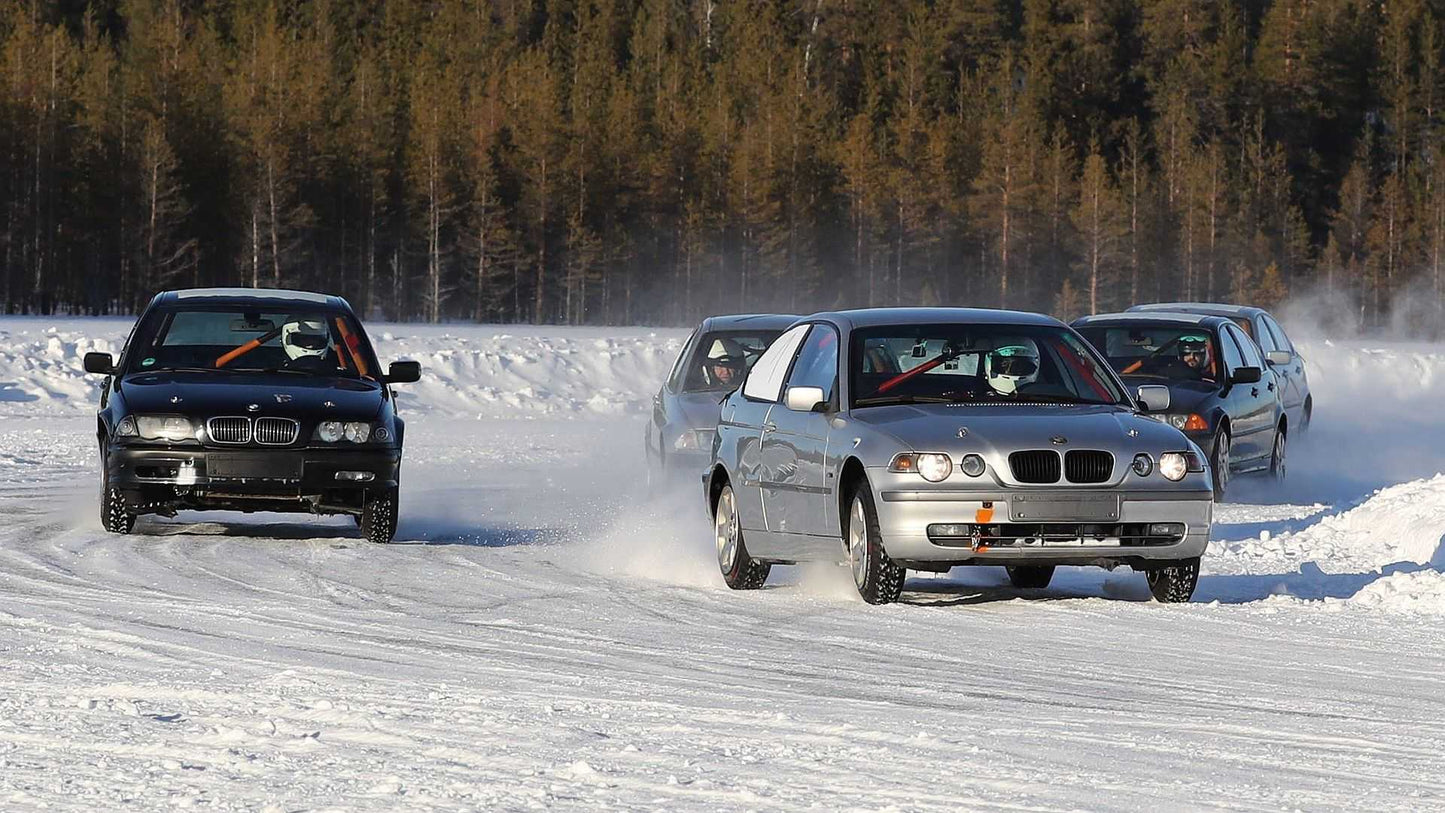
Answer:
[83,288,420,542]
[1073,312,1286,500]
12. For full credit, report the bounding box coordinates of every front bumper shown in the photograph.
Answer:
[107,444,400,505]
[870,469,1211,567]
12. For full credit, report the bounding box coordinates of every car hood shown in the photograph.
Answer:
[674,391,728,431]
[117,371,385,421]
[1119,377,1218,414]
[849,403,1189,456]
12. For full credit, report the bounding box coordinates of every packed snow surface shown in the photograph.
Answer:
[1,316,1444,810]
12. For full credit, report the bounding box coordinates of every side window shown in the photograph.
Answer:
[1219,327,1244,373]
[785,324,839,402]
[1253,317,1277,353]
[667,329,699,391]
[1231,325,1264,369]
[742,324,809,402]
[1262,315,1294,353]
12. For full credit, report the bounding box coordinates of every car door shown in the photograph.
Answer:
[1261,314,1306,422]
[733,324,810,545]
[761,324,839,553]
[1223,324,1275,463]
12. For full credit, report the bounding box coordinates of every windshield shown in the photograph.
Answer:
[850,324,1126,408]
[124,307,381,379]
[1075,325,1219,384]
[682,330,782,392]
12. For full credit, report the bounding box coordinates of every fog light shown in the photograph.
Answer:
[335,471,375,482]
[928,523,971,537]
[1148,522,1185,536]
[960,454,986,477]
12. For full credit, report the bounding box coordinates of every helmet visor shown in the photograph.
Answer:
[289,331,329,351]
[991,353,1038,377]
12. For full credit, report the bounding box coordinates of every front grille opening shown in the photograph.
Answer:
[207,417,251,444]
[1009,450,1061,484]
[928,522,1185,547]
[1064,450,1114,483]
[254,417,299,446]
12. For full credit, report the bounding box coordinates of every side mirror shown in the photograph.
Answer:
[1230,366,1262,385]
[384,360,421,384]
[83,352,115,375]
[1135,384,1170,412]
[784,385,826,413]
[1265,350,1292,367]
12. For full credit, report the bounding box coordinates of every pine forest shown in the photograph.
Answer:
[2,0,1444,330]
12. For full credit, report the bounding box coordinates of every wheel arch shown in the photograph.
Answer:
[707,463,730,515]
[836,456,869,541]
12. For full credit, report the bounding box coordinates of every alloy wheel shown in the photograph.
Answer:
[848,495,869,589]
[715,488,739,573]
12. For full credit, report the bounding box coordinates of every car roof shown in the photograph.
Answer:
[1073,312,1232,329]
[698,313,800,332]
[1127,302,1266,318]
[804,307,1064,331]
[162,287,346,311]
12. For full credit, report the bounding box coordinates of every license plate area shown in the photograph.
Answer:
[1010,493,1120,522]
[207,453,301,480]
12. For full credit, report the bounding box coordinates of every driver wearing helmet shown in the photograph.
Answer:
[1175,335,1211,380]
[281,317,331,369]
[702,337,748,389]
[985,339,1041,395]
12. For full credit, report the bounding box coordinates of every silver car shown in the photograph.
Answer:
[704,308,1214,605]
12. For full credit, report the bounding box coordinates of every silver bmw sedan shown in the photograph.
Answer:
[703,308,1214,605]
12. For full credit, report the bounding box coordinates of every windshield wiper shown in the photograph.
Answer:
[854,395,957,406]
[142,365,237,374]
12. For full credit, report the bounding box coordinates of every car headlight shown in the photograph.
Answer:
[1158,451,1205,481]
[1132,453,1153,477]
[674,431,699,451]
[314,421,378,444]
[115,416,138,437]
[1167,414,1209,431]
[959,454,986,477]
[135,415,194,441]
[890,452,952,482]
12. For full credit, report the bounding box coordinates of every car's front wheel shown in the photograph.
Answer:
[846,484,905,605]
[1146,557,1200,603]
[360,488,398,544]
[714,484,770,589]
[1210,429,1231,501]
[99,454,135,534]
[1006,565,1055,589]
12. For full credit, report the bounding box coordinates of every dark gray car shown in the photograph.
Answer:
[1127,302,1312,432]
[1073,312,1288,500]
[646,314,797,489]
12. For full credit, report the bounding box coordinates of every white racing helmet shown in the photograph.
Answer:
[985,339,1040,394]
[281,318,330,361]
[704,337,747,386]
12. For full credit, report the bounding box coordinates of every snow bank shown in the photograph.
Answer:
[1211,475,1445,614]
[0,318,686,419]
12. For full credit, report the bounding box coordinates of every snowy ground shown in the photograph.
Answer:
[0,316,1443,810]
